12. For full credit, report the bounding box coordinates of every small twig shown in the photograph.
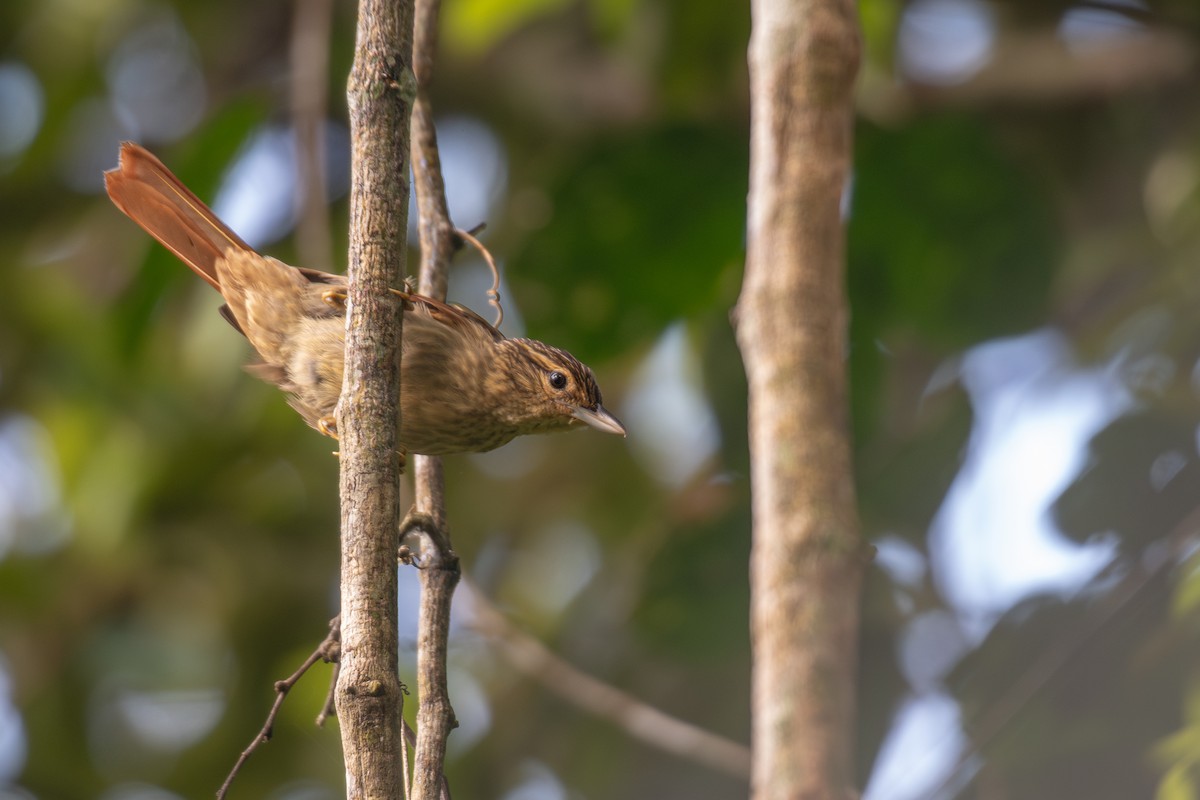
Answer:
[400,718,452,800]
[400,512,459,800]
[463,578,753,780]
[216,617,342,799]
[408,0,461,797]
[316,659,340,727]
[401,716,413,800]
[315,615,342,727]
[454,227,504,329]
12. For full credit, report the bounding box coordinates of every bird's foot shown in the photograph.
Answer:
[317,415,339,439]
[321,290,347,310]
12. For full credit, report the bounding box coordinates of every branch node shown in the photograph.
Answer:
[401,509,456,570]
[217,616,343,799]
[380,56,418,102]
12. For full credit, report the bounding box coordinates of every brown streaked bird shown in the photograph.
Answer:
[104,141,625,455]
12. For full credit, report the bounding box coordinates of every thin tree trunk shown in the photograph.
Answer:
[737,1,865,798]
[409,0,461,795]
[336,0,415,794]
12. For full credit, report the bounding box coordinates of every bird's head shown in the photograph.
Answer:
[492,338,626,438]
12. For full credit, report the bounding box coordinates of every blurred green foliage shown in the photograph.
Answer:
[1,0,1200,798]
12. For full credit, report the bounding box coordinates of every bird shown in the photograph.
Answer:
[104,142,625,455]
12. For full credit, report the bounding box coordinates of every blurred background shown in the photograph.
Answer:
[2,0,1200,797]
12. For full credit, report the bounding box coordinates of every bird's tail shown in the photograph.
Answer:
[104,141,255,290]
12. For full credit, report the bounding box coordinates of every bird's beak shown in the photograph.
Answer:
[571,404,627,437]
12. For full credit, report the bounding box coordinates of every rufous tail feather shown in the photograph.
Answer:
[104,141,255,290]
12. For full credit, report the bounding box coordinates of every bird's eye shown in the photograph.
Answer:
[548,371,568,390]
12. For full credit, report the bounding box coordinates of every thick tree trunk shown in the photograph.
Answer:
[336,0,415,795]
[737,1,865,798]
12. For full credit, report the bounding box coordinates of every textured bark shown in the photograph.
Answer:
[408,0,460,796]
[737,1,866,798]
[336,0,415,795]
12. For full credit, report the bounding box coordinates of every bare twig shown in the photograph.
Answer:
[216,618,341,799]
[402,716,414,800]
[408,0,461,798]
[454,227,504,328]
[404,509,461,800]
[402,717,452,800]
[465,579,753,780]
[315,615,342,727]
[316,658,340,726]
